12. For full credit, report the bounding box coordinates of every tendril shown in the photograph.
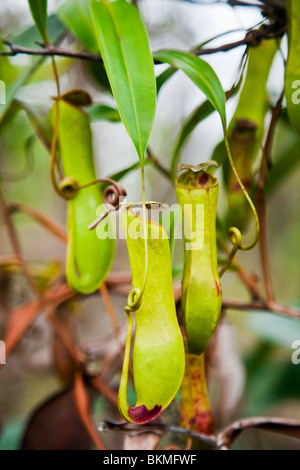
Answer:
[124,165,149,314]
[125,288,143,313]
[57,176,127,227]
[220,136,260,277]
[219,227,242,278]
[50,56,63,198]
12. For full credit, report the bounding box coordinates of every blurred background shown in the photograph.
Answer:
[0,0,300,450]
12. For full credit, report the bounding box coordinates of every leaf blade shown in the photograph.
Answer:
[91,0,156,164]
[58,0,98,53]
[86,103,121,122]
[171,100,215,176]
[153,49,226,130]
[28,0,49,42]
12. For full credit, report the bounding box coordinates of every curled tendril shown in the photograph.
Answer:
[219,136,260,277]
[58,176,127,229]
[228,226,243,247]
[125,288,143,313]
[57,175,127,204]
[57,176,126,229]
[86,179,127,230]
[102,179,127,211]
[219,227,242,278]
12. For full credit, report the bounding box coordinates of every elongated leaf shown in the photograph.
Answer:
[58,0,98,53]
[156,29,245,94]
[0,30,65,122]
[153,49,226,130]
[211,139,227,168]
[13,14,63,47]
[86,103,121,122]
[0,58,44,120]
[28,0,48,42]
[85,61,111,92]
[109,159,150,182]
[156,67,176,93]
[1,134,35,182]
[0,100,20,134]
[171,100,215,176]
[58,0,110,90]
[17,100,52,146]
[170,80,243,176]
[91,0,156,164]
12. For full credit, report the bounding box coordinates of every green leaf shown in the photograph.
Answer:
[171,100,215,177]
[211,139,227,169]
[28,0,49,42]
[170,81,242,177]
[153,49,226,130]
[0,30,65,124]
[13,15,64,48]
[0,100,20,134]
[156,67,176,94]
[85,61,111,92]
[109,159,150,182]
[86,103,121,122]
[58,0,98,53]
[0,56,45,122]
[17,100,52,147]
[91,0,156,164]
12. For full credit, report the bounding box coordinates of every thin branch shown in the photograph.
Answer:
[146,147,172,180]
[1,40,101,62]
[223,298,300,320]
[7,202,67,243]
[101,414,300,450]
[0,188,40,295]
[1,282,75,363]
[190,24,286,56]
[179,0,267,7]
[220,240,261,300]
[74,371,107,450]
[1,22,286,65]
[47,305,86,366]
[100,420,218,449]
[217,415,300,449]
[257,95,283,303]
[99,283,122,351]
